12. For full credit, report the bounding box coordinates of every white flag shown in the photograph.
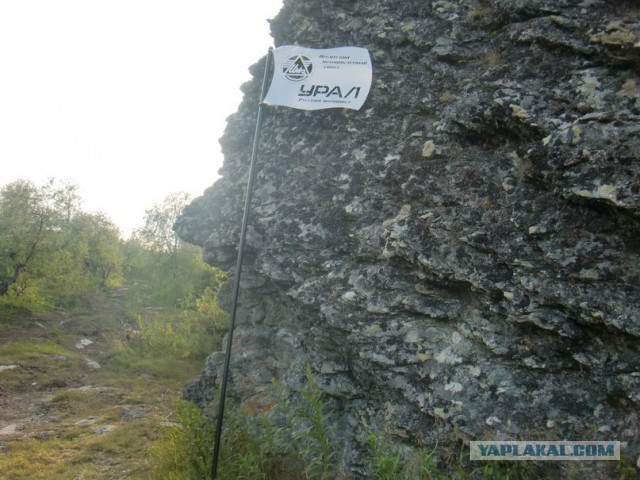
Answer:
[263,45,372,111]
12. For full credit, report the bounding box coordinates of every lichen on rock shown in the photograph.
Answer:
[175,0,640,476]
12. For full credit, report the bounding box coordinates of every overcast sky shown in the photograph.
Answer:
[0,0,282,237]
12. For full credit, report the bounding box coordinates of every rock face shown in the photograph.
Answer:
[175,0,640,475]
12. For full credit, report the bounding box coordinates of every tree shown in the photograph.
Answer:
[134,192,191,277]
[67,212,124,288]
[0,179,124,305]
[129,192,219,305]
[0,179,76,296]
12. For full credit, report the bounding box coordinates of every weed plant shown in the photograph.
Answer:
[148,374,634,480]
[366,432,404,479]
[123,283,228,360]
[274,367,340,480]
[362,433,592,480]
[151,367,340,480]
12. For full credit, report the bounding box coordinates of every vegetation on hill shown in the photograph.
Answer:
[2,180,633,479]
[0,180,228,478]
[0,179,123,308]
[0,179,220,313]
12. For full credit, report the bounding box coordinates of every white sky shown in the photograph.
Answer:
[0,0,282,237]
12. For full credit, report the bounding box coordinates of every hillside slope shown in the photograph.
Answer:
[0,289,200,479]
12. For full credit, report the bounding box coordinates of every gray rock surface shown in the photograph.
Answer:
[176,0,640,475]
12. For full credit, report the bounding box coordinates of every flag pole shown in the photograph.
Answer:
[211,47,273,480]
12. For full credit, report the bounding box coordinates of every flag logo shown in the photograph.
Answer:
[282,54,313,81]
[264,46,373,111]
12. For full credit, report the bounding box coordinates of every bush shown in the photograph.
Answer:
[151,368,340,480]
[126,285,228,360]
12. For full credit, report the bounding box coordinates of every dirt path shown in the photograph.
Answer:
[0,288,199,479]
[1,288,129,425]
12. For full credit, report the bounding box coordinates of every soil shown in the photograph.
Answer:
[0,288,193,479]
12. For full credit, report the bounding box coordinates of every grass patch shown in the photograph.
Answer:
[0,437,85,479]
[100,342,202,383]
[0,340,87,391]
[0,339,74,361]
[0,419,163,480]
[48,387,125,420]
[0,284,214,480]
[150,367,340,480]
[123,284,228,362]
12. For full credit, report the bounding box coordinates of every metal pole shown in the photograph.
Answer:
[211,48,273,480]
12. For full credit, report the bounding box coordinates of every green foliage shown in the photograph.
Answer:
[126,192,227,311]
[160,370,578,480]
[367,432,405,480]
[478,461,532,480]
[0,180,214,315]
[123,238,219,308]
[122,223,228,361]
[364,434,551,480]
[0,339,73,360]
[0,340,84,392]
[616,452,639,480]
[0,179,62,299]
[0,286,51,312]
[405,446,446,480]
[124,280,228,360]
[133,192,195,287]
[217,406,279,480]
[150,400,267,479]
[290,367,339,480]
[71,212,124,287]
[0,179,124,310]
[135,192,190,254]
[0,259,217,479]
[151,401,215,479]
[152,369,340,480]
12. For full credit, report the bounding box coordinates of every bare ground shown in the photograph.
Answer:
[0,288,196,479]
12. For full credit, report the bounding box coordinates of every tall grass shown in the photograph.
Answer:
[123,283,228,361]
[145,374,626,480]
[150,367,340,480]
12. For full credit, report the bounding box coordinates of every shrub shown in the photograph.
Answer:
[151,368,340,480]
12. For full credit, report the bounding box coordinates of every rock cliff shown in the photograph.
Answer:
[175,0,640,475]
